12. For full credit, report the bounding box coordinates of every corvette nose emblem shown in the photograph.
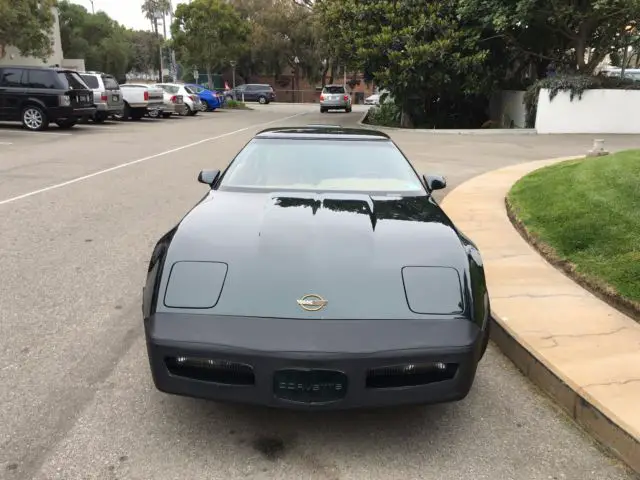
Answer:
[297,294,328,311]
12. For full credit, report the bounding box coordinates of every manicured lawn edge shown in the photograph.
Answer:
[505,194,640,323]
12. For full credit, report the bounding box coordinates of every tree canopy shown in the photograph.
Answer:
[315,0,509,127]
[458,0,640,74]
[171,0,249,87]
[0,0,56,60]
[57,0,161,80]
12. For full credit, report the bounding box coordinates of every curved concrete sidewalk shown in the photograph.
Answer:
[441,157,640,474]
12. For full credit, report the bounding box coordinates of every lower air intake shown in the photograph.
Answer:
[366,362,458,389]
[165,356,255,385]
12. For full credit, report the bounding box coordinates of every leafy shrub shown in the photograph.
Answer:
[524,74,640,128]
[224,99,249,109]
[365,103,401,127]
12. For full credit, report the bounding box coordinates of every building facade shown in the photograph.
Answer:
[0,7,85,70]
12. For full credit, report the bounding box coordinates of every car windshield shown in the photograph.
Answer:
[324,86,345,94]
[218,138,425,193]
[57,71,89,90]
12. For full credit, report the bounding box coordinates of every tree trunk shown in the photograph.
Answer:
[575,38,586,72]
[207,68,213,90]
[400,108,413,128]
[585,49,609,74]
[154,17,161,82]
[321,62,329,87]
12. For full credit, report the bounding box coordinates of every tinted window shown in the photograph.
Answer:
[219,139,425,193]
[57,71,88,90]
[102,75,119,90]
[184,86,196,94]
[80,74,100,89]
[324,86,346,94]
[0,68,24,87]
[26,69,57,88]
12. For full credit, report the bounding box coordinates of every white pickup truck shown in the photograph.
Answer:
[117,84,165,120]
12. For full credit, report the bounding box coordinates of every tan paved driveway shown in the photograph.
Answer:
[1,105,639,480]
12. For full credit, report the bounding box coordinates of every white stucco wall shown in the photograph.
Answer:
[536,88,640,134]
[0,7,64,67]
[489,90,527,128]
[500,90,527,128]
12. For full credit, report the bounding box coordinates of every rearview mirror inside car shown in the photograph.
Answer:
[423,174,447,191]
[198,169,221,187]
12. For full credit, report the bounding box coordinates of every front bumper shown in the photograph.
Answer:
[145,313,485,410]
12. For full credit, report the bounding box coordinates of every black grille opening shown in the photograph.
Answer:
[366,362,458,389]
[165,356,255,385]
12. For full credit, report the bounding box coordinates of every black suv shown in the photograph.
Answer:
[226,84,276,104]
[0,66,96,131]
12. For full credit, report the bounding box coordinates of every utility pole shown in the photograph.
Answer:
[230,61,237,99]
[89,0,94,13]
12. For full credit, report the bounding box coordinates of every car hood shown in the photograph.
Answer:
[158,191,470,319]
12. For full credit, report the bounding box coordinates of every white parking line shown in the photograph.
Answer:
[0,129,72,136]
[0,142,13,145]
[0,110,310,207]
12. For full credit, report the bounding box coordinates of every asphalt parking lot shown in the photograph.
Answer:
[2,104,640,480]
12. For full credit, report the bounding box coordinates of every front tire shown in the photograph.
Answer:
[21,105,49,131]
[258,96,267,104]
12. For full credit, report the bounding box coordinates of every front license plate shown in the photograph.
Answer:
[273,369,348,404]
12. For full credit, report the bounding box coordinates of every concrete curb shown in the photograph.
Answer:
[356,107,538,134]
[441,156,640,475]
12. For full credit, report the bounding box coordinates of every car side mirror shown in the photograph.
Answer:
[423,174,447,191]
[198,169,221,187]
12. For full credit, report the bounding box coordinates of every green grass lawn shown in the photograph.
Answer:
[507,149,640,306]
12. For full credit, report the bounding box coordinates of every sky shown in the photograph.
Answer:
[69,0,189,32]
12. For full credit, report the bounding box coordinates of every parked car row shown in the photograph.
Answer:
[0,65,228,132]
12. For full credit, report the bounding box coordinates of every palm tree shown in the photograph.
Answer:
[141,0,172,35]
[141,0,172,80]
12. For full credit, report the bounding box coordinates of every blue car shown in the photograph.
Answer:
[185,84,222,111]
